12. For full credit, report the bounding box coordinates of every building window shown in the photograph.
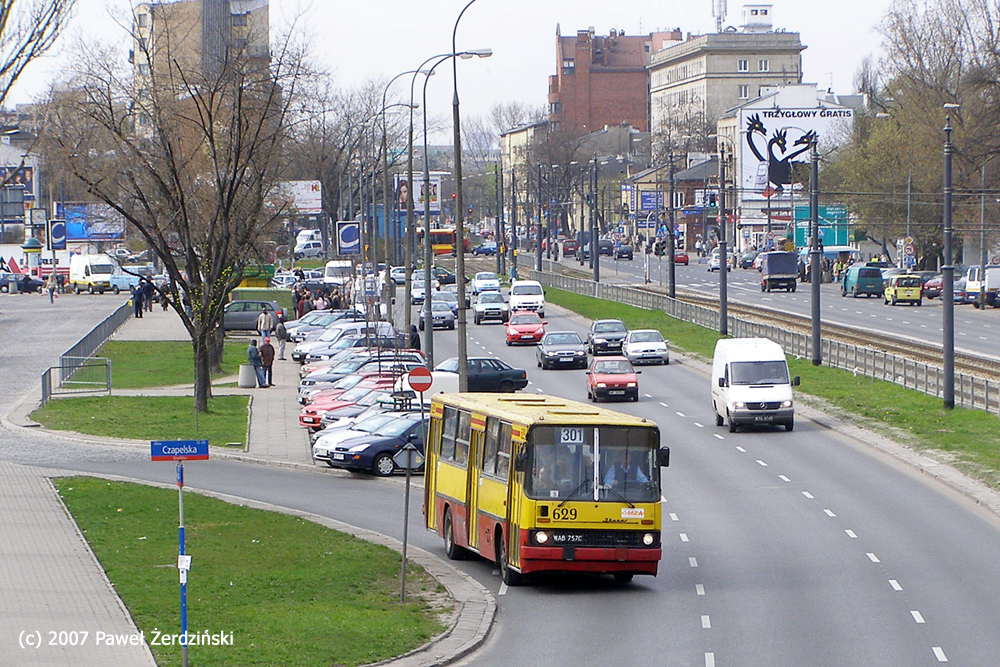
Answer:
[562,59,575,72]
[758,59,769,72]
[737,59,748,72]
[137,37,147,50]
[137,63,150,76]
[551,120,560,131]
[137,13,148,27]
[232,13,248,27]
[738,84,749,99]
[550,101,562,115]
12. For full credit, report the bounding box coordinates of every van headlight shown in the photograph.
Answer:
[733,401,746,409]
[781,400,793,408]
[534,531,549,545]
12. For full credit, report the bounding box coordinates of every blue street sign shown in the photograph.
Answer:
[151,440,209,461]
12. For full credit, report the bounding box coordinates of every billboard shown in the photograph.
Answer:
[738,106,853,201]
[278,180,323,214]
[397,173,443,214]
[336,221,360,255]
[638,190,663,212]
[56,202,126,242]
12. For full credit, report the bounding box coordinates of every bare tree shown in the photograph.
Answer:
[490,100,545,136]
[41,12,314,413]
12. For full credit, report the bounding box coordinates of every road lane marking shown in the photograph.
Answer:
[802,491,814,499]
[889,579,902,591]
[696,584,706,596]
[756,459,768,467]
[932,647,948,662]
[823,509,836,517]
[846,530,858,539]
[701,615,712,629]
[669,513,679,521]
[679,533,689,542]
[736,446,746,453]
[659,402,669,408]
[676,411,686,417]
[689,557,698,567]
[867,553,881,563]
[694,422,704,428]
[713,434,724,440]
[779,475,791,482]
[705,653,716,667]
[498,583,508,596]
[911,610,925,624]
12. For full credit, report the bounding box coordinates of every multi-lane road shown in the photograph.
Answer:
[5,288,1000,666]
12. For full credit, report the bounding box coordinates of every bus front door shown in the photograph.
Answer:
[466,429,483,551]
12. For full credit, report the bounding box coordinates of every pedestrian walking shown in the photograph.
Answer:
[259,337,275,386]
[274,315,288,360]
[142,278,154,312]
[408,324,421,351]
[256,307,274,339]
[246,339,267,388]
[132,283,144,318]
[45,274,57,304]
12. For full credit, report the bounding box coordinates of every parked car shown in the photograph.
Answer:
[505,310,547,346]
[587,318,628,355]
[923,274,943,299]
[312,412,404,464]
[472,291,509,324]
[470,271,501,295]
[955,276,973,303]
[841,265,884,298]
[586,356,640,402]
[880,266,909,288]
[575,245,591,261]
[435,356,528,392]
[884,274,923,306]
[472,241,498,256]
[622,329,670,365]
[708,249,731,272]
[325,413,429,476]
[222,300,283,331]
[674,249,690,266]
[562,238,578,255]
[613,244,633,260]
[536,331,588,369]
[419,301,456,330]
[288,310,366,342]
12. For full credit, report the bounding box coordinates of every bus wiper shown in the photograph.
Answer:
[601,484,635,508]
[557,478,592,508]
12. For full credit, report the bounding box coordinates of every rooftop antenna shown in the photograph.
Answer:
[711,0,728,32]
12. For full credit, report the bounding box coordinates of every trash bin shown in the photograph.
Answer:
[8,280,18,294]
[238,363,257,388]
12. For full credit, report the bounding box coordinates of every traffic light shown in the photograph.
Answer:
[707,193,717,208]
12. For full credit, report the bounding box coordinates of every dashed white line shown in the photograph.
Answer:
[498,583,508,596]
[823,509,836,517]
[676,411,686,417]
[689,557,698,567]
[756,459,768,467]
[889,579,902,591]
[735,446,746,453]
[713,434,725,440]
[911,610,926,624]
[695,583,706,596]
[701,615,712,629]
[802,491,814,499]
[694,422,704,428]
[644,393,653,398]
[867,553,881,563]
[932,646,948,662]
[679,533,690,542]
[846,529,858,539]
[705,653,716,667]
[659,402,669,408]
[669,513,679,521]
[779,475,791,482]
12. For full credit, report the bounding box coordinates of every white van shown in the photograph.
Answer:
[69,254,116,294]
[965,265,1000,307]
[296,229,322,245]
[509,279,545,317]
[324,259,354,288]
[711,338,799,433]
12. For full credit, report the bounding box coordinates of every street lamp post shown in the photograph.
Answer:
[718,144,729,336]
[667,152,677,299]
[942,111,956,409]
[536,163,543,272]
[808,135,822,366]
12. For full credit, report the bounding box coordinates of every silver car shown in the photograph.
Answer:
[419,301,456,330]
[473,291,509,324]
[623,329,670,365]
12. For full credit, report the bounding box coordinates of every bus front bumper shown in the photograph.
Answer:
[519,545,661,575]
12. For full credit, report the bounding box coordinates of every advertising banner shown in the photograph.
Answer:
[47,219,66,250]
[278,180,323,214]
[738,106,854,201]
[336,221,361,255]
[638,190,663,212]
[395,173,441,213]
[56,202,126,241]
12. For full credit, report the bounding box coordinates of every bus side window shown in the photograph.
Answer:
[482,417,501,477]
[440,406,458,461]
[455,411,471,465]
[496,422,512,482]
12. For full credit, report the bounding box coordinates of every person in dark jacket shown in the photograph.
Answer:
[132,283,144,318]
[142,278,154,312]
[259,337,276,386]
[409,324,421,351]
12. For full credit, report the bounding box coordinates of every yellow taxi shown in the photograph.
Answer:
[884,274,922,306]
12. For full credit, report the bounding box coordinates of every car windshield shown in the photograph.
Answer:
[436,357,459,372]
[298,311,327,325]
[544,332,582,345]
[318,328,347,342]
[510,314,540,325]
[350,413,399,433]
[375,416,423,438]
[511,284,542,295]
[897,276,921,287]
[630,331,662,343]
[594,321,626,333]
[431,302,452,312]
[730,360,789,385]
[432,292,454,302]
[479,293,504,304]
[593,360,634,374]
[332,374,365,390]
[330,357,369,375]
[476,273,497,281]
[339,384,377,402]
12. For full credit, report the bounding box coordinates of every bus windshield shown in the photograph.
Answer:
[525,425,659,503]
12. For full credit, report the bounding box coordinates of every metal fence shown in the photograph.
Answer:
[531,269,1000,416]
[39,299,131,404]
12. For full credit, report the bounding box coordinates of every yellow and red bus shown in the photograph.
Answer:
[424,393,669,585]
[418,227,469,256]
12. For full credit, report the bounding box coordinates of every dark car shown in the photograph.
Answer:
[575,245,591,261]
[8,273,43,293]
[598,239,614,256]
[536,331,588,369]
[223,300,283,330]
[587,318,628,355]
[739,251,759,269]
[431,266,468,285]
[435,356,528,392]
[472,241,497,256]
[326,413,429,476]
[614,244,634,260]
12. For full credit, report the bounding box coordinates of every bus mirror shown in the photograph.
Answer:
[658,447,670,468]
[513,450,526,472]
[792,376,800,387]
[718,377,727,388]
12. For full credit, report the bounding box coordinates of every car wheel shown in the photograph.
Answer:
[715,409,724,427]
[498,380,515,393]
[916,299,922,306]
[443,508,467,560]
[474,315,481,325]
[785,419,794,432]
[728,412,737,433]
[497,528,522,586]
[372,453,396,477]
[449,322,455,330]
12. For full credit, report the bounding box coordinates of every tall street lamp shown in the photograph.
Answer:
[808,134,822,366]
[942,106,958,409]
[718,143,730,336]
[452,0,483,392]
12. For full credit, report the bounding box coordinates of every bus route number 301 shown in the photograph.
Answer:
[559,427,585,445]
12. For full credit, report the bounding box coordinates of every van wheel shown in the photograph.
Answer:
[714,406,724,426]
[75,284,82,295]
[791,284,796,292]
[113,286,120,295]
[785,419,794,432]
[88,285,95,294]
[613,573,634,584]
[728,412,737,433]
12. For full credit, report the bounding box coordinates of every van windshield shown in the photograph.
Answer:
[512,284,542,295]
[730,360,789,385]
[325,265,353,278]
[92,264,114,275]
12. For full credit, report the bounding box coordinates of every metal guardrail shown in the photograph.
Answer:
[40,299,131,405]
[531,269,1000,416]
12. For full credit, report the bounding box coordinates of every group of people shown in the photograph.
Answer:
[292,285,349,319]
[131,279,156,317]
[246,307,289,388]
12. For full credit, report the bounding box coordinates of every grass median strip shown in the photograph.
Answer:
[101,340,246,389]
[33,396,249,446]
[545,286,1000,489]
[53,477,449,667]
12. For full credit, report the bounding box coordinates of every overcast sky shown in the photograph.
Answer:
[14,0,897,129]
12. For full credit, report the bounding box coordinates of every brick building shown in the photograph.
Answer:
[548,26,682,137]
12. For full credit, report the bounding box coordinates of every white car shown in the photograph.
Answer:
[623,329,670,365]
[312,412,403,466]
[389,266,407,285]
[707,250,731,272]
[470,271,501,295]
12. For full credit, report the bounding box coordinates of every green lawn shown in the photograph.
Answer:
[545,287,1000,489]
[33,396,249,446]
[231,287,293,311]
[101,340,246,389]
[53,478,448,667]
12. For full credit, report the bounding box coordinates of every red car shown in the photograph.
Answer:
[562,239,578,254]
[586,355,640,402]
[674,249,689,265]
[505,310,547,346]
[298,378,395,430]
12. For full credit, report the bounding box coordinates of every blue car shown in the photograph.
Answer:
[327,413,428,476]
[472,241,497,256]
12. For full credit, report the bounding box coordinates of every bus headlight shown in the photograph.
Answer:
[534,531,549,544]
[643,533,655,546]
